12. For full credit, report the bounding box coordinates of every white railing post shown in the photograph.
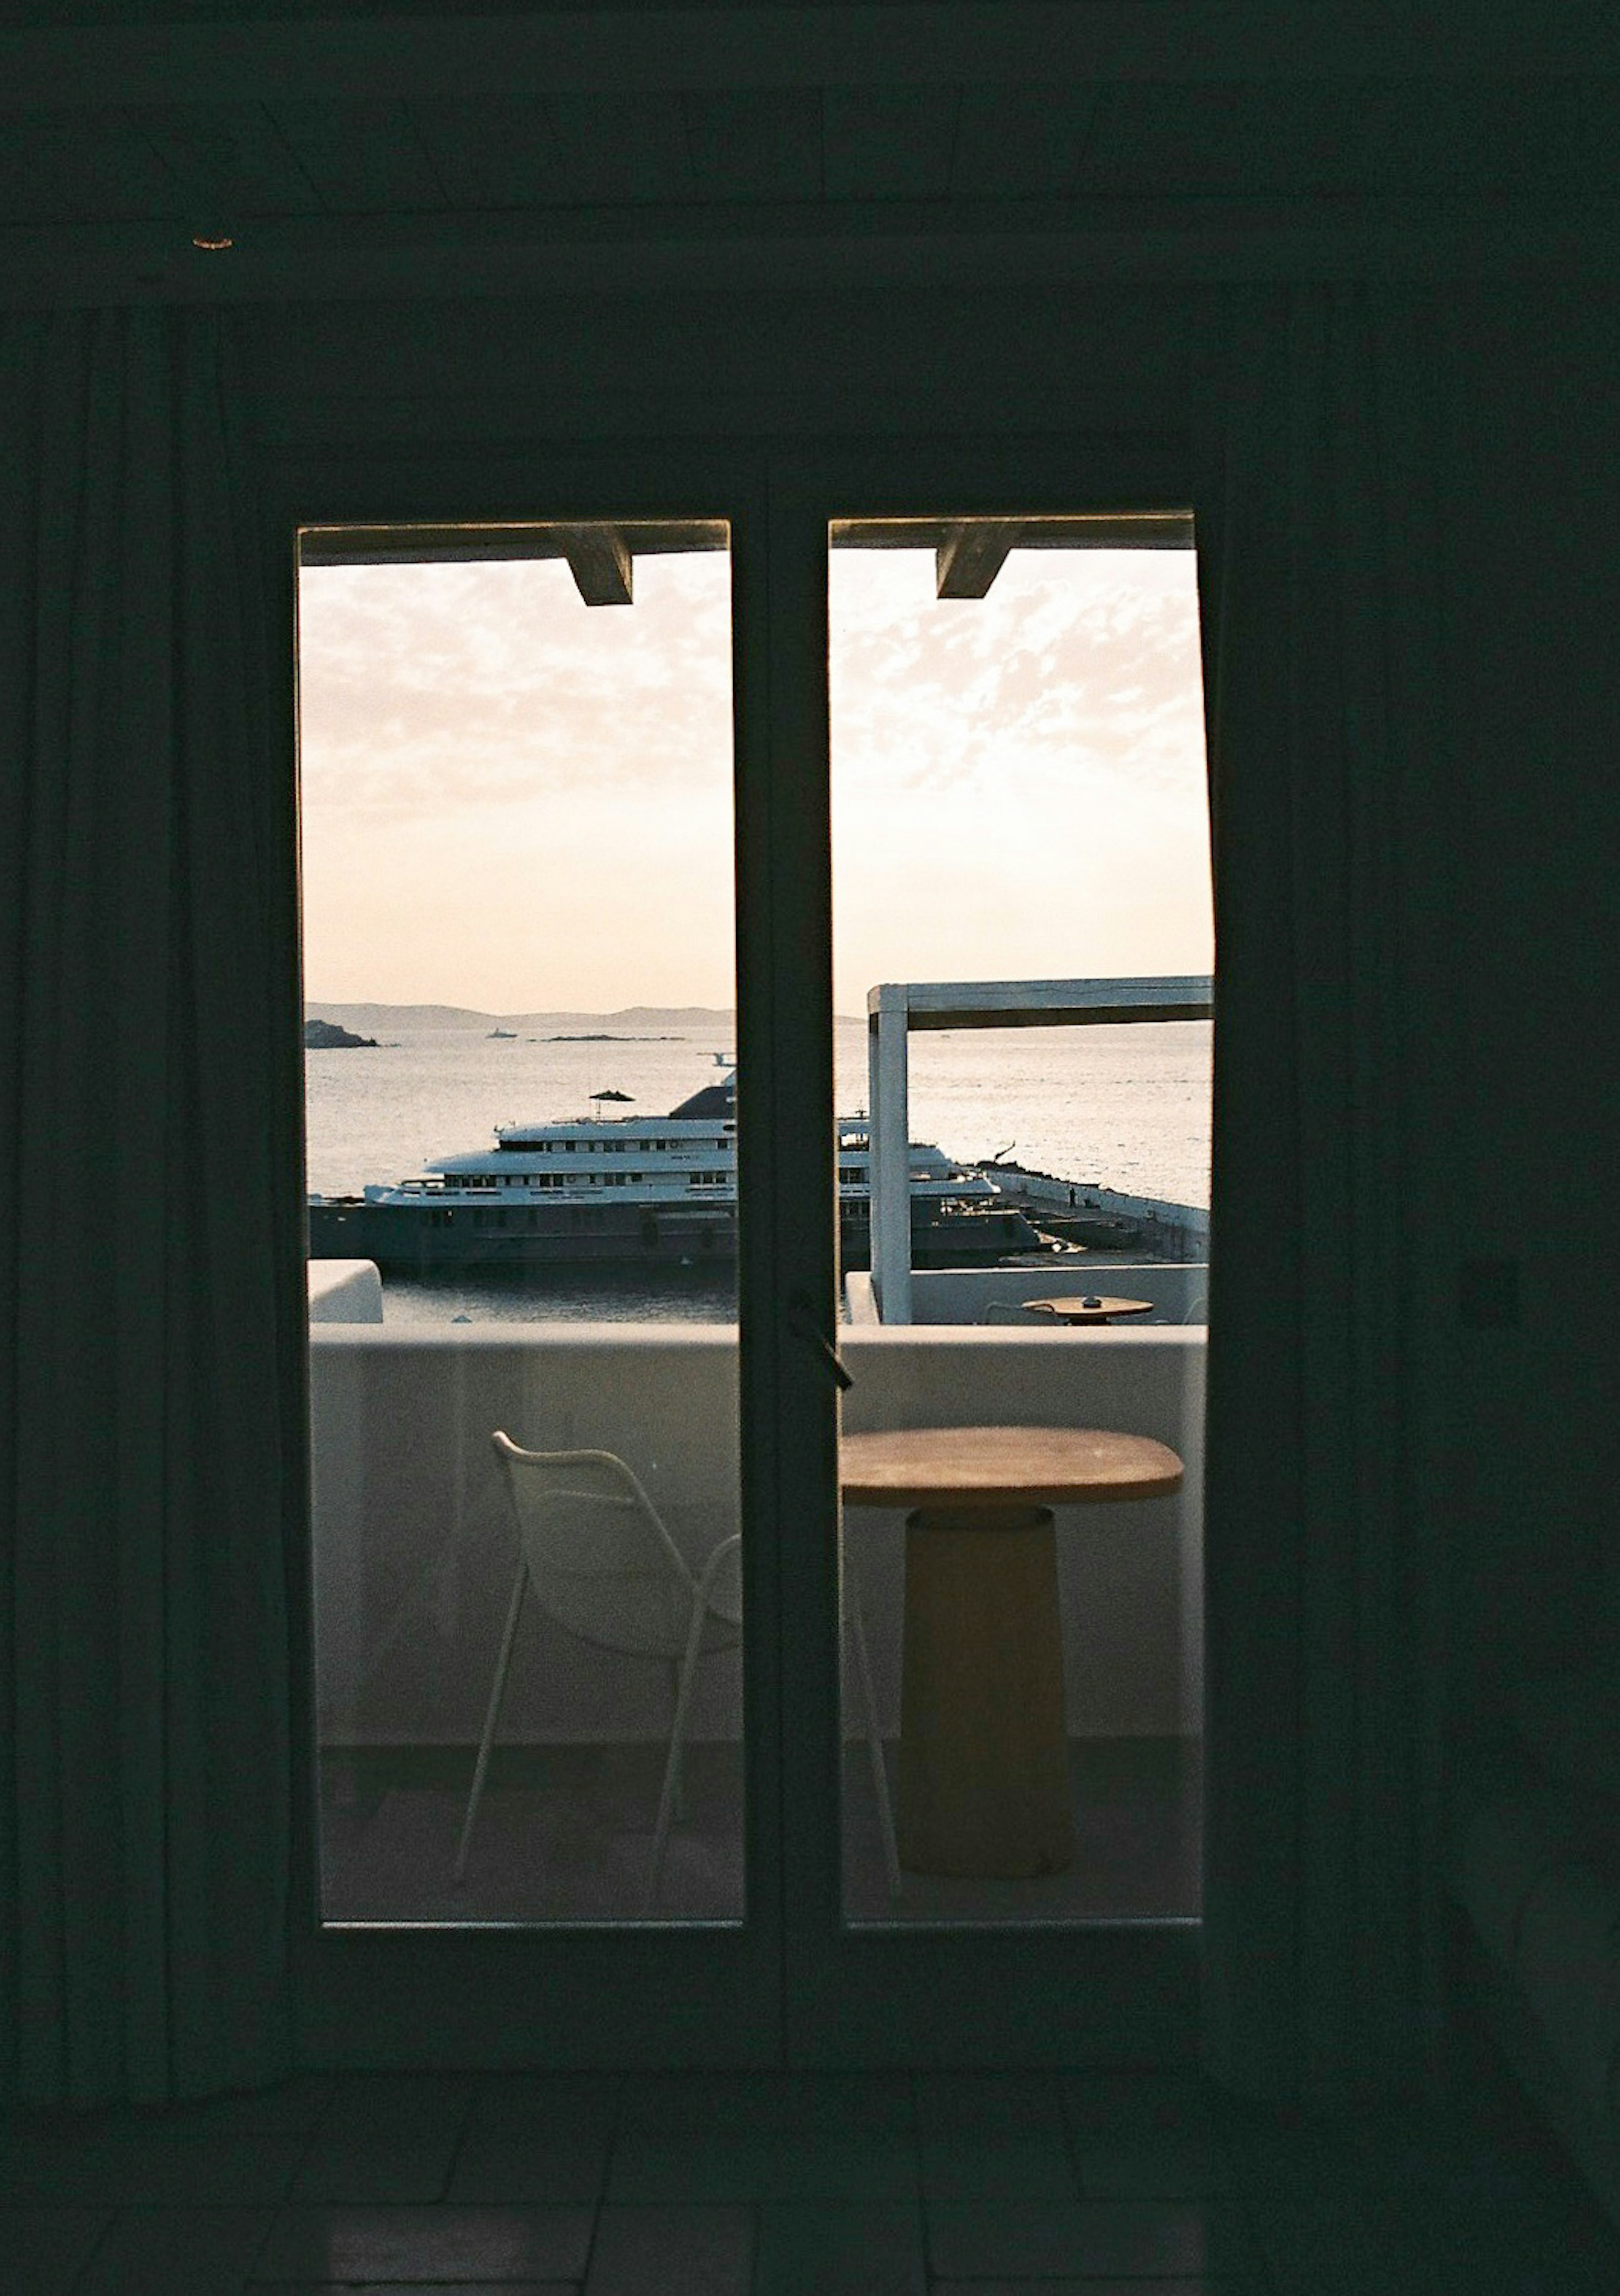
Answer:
[867,985,913,1325]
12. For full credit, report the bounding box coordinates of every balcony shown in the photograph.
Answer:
[310,1314,1203,1926]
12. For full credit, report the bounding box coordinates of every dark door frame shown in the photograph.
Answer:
[266,431,1204,2070]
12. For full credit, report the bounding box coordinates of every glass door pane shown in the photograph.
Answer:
[298,519,746,1926]
[827,515,1212,1930]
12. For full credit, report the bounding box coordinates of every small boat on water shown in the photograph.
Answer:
[307,1065,1041,1271]
[486,1027,517,1040]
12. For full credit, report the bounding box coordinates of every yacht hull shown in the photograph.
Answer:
[306,1197,1038,1271]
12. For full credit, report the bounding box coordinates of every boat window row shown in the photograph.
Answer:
[472,1168,737,1187]
[497,1137,730,1155]
[421,1203,671,1230]
[439,1172,737,1195]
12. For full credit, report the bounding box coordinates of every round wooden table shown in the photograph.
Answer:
[840,1425,1183,1881]
[1021,1294,1156,1326]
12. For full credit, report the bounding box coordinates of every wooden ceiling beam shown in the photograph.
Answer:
[559,523,634,604]
[936,521,1020,598]
[299,523,726,572]
[840,514,1194,550]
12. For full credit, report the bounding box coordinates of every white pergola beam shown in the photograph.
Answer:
[865,975,1213,1323]
[893,975,1214,1028]
[867,997,913,1327]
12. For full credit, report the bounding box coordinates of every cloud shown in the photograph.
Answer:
[297,537,1211,1008]
[829,547,1212,1003]
[297,553,732,817]
[830,548,1206,804]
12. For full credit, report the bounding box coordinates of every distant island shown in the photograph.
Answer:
[304,1017,378,1050]
[545,1033,682,1042]
[302,1001,858,1032]
[302,1001,743,1034]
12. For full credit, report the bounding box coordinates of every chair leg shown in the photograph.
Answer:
[846,1567,903,1900]
[454,1562,528,1884]
[645,1595,709,1915]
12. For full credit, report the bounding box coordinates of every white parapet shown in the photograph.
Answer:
[307,1322,1203,1747]
[849,1263,1209,1325]
[308,1258,384,1322]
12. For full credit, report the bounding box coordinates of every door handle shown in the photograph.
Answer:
[787,1294,853,1391]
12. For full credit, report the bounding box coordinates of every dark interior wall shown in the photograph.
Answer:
[241,275,1616,1715]
[239,285,1201,445]
[1436,290,1620,1693]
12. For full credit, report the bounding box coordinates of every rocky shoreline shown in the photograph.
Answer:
[305,1017,378,1050]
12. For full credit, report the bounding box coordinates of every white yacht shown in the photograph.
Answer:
[307,1066,1041,1269]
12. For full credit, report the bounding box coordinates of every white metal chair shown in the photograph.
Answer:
[456,1431,902,1909]
[456,1434,741,1912]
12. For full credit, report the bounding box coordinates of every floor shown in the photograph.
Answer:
[5,2048,1619,2294]
[321,1738,1201,1925]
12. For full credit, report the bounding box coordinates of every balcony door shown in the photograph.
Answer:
[283,440,1204,2070]
[770,451,1208,2064]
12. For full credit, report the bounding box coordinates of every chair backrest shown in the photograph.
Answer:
[491,1433,698,1659]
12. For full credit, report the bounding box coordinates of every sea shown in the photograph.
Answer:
[306,1016,1212,1325]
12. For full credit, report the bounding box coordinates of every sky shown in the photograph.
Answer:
[297,537,1212,1014]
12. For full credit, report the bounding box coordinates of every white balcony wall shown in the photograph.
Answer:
[308,1257,384,1322]
[310,1327,742,1751]
[845,1264,1208,1325]
[309,1325,1202,1748]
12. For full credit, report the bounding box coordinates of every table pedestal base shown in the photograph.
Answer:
[896,1503,1075,1879]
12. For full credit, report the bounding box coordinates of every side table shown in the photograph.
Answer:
[840,1425,1183,1878]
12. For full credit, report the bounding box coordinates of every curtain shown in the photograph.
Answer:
[1195,285,1458,2108]
[0,310,301,2104]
